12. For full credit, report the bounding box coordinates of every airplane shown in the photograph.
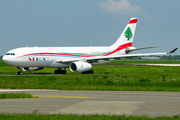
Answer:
[2,18,178,75]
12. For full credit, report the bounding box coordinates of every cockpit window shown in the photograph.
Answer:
[5,53,15,55]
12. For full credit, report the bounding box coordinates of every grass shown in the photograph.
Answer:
[0,92,36,99]
[0,75,179,91]
[0,60,180,91]
[0,113,179,120]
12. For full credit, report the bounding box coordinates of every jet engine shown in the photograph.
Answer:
[69,61,92,72]
[22,67,44,72]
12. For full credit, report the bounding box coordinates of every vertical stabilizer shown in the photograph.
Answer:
[110,18,138,50]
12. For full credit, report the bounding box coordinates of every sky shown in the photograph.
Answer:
[0,0,180,55]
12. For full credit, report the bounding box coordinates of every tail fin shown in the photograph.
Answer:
[110,18,138,49]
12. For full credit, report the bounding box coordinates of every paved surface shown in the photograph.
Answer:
[0,89,180,117]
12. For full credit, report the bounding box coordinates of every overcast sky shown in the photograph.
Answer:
[0,0,179,55]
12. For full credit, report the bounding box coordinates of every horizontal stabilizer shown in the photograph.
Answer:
[125,46,158,54]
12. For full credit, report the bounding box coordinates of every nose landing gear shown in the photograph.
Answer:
[17,67,23,75]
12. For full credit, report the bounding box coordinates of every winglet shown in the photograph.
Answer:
[169,48,178,53]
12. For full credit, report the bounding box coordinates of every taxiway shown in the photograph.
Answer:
[0,89,179,117]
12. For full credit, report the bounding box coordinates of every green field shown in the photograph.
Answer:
[0,60,180,91]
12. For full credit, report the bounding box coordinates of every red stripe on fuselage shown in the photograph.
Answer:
[15,52,91,59]
[129,19,138,24]
[103,42,132,56]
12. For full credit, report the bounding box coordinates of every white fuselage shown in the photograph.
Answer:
[2,46,125,68]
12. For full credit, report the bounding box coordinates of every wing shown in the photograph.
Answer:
[55,48,178,63]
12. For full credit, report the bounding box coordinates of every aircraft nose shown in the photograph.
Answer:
[2,56,7,62]
[2,55,11,64]
[2,55,18,66]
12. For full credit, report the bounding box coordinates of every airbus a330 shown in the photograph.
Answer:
[2,18,177,75]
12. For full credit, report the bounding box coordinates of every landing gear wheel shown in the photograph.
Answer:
[58,69,62,74]
[82,70,94,74]
[90,70,94,74]
[62,70,66,74]
[18,71,22,75]
[55,70,59,74]
[17,67,23,75]
[54,69,66,74]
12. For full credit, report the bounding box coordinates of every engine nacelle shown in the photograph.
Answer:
[22,67,44,72]
[69,61,92,72]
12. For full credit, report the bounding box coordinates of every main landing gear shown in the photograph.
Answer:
[82,70,94,74]
[54,69,67,74]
